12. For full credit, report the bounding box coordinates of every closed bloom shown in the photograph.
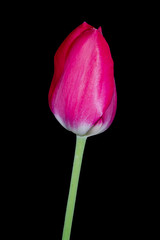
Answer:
[48,22,117,137]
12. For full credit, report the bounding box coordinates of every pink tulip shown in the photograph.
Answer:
[48,22,117,137]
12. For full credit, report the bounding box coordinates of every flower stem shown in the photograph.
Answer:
[62,135,87,240]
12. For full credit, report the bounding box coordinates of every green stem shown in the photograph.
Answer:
[62,135,87,240]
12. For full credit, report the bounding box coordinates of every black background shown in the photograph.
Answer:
[4,2,157,239]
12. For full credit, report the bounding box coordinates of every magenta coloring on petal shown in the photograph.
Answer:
[48,22,117,136]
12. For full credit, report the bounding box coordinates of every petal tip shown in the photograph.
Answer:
[82,21,92,29]
[82,21,88,26]
[98,26,102,34]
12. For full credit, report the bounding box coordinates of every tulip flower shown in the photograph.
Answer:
[48,21,117,137]
[48,22,117,240]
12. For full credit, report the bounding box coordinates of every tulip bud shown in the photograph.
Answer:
[48,22,117,137]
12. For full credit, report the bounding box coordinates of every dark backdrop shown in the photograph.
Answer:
[5,2,156,239]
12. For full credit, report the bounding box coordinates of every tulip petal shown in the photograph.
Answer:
[97,81,117,134]
[48,22,92,102]
[85,81,117,137]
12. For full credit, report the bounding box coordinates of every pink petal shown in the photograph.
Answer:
[86,81,117,136]
[48,22,92,102]
[97,82,117,134]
